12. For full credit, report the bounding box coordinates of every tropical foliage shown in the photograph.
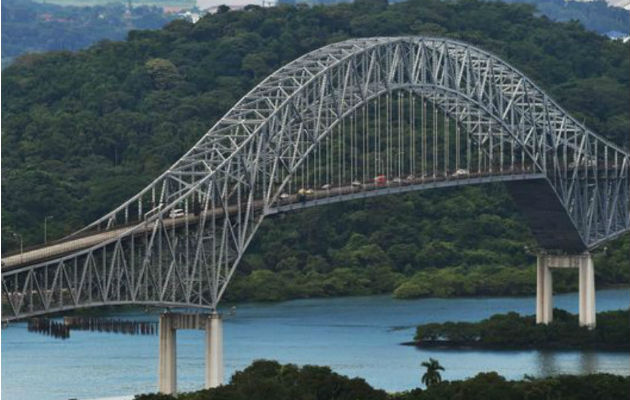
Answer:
[420,358,444,387]
[414,309,630,350]
[133,360,630,399]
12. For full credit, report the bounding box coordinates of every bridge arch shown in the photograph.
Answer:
[2,37,628,320]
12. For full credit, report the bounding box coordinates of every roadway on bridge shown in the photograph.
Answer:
[1,171,544,271]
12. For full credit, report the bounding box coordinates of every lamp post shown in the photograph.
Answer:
[12,232,23,263]
[12,232,23,254]
[44,215,53,244]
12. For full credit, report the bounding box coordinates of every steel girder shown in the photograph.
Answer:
[2,37,628,321]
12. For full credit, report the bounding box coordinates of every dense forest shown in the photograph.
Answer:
[2,0,629,301]
[134,360,630,399]
[413,309,630,350]
[1,0,174,67]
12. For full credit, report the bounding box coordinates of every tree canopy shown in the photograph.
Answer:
[133,359,630,399]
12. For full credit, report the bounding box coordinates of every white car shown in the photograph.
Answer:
[321,184,331,190]
[280,193,290,199]
[392,177,402,184]
[169,209,185,218]
[569,159,596,168]
[453,169,469,177]
[351,180,362,187]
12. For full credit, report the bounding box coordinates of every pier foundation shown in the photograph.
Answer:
[536,253,596,328]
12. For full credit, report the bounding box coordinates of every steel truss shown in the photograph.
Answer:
[2,37,628,321]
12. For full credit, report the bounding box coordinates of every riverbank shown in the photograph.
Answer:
[407,309,629,351]
[224,263,630,303]
[134,360,630,400]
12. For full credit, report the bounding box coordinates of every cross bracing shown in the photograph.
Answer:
[2,37,628,321]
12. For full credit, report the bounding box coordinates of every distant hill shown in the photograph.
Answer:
[277,0,629,36]
[29,0,194,7]
[501,0,629,35]
[1,0,176,67]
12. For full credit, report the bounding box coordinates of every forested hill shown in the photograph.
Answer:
[2,0,629,301]
[500,0,630,35]
[1,0,174,67]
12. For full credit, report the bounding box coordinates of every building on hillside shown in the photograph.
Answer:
[606,30,630,40]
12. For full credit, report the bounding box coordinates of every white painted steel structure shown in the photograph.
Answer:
[2,37,629,321]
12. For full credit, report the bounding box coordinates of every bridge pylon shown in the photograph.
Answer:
[536,252,596,328]
[158,312,223,395]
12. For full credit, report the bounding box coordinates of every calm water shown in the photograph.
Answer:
[2,288,629,400]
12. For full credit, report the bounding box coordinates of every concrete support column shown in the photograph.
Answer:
[158,313,177,394]
[205,312,224,388]
[536,252,596,328]
[536,256,553,324]
[579,254,596,329]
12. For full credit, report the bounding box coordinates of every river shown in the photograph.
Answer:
[2,288,629,400]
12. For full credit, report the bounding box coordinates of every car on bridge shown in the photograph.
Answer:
[297,188,314,202]
[169,209,185,218]
[453,169,469,178]
[374,175,387,186]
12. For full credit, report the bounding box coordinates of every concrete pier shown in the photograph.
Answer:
[158,314,177,394]
[536,256,553,324]
[536,253,596,328]
[158,312,224,394]
[205,313,224,388]
[578,255,596,328]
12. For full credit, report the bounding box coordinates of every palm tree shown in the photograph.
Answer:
[421,358,444,387]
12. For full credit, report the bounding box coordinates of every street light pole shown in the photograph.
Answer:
[12,233,23,254]
[12,232,23,263]
[44,215,53,244]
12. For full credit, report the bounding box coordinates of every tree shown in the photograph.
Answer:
[421,358,445,387]
[144,58,182,90]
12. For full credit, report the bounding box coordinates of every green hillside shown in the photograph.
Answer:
[2,0,628,301]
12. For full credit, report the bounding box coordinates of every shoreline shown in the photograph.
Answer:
[221,284,630,306]
[400,340,630,352]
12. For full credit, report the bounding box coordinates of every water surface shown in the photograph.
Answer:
[2,288,628,399]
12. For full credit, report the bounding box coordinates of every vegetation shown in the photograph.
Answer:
[394,372,630,400]
[133,359,630,399]
[2,0,629,302]
[1,0,174,66]
[420,358,444,387]
[412,309,630,351]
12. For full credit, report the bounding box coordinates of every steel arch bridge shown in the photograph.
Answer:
[2,37,629,321]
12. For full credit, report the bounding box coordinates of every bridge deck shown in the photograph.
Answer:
[2,172,551,271]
